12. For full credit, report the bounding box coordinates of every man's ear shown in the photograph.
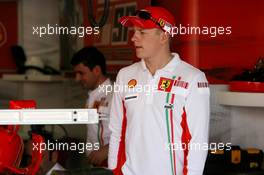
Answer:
[160,32,170,44]
[92,65,102,76]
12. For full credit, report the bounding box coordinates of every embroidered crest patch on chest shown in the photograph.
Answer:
[158,77,174,92]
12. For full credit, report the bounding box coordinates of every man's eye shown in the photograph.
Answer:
[77,72,83,75]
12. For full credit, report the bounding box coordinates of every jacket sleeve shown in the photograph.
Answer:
[185,73,210,175]
[108,72,125,170]
[98,95,112,146]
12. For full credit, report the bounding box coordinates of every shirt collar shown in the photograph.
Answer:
[140,53,181,73]
[141,59,148,72]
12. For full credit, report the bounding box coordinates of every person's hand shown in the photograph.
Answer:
[87,144,109,166]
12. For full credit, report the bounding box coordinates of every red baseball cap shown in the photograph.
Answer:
[119,6,175,35]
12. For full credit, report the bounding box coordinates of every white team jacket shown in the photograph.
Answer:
[86,78,113,156]
[108,53,210,175]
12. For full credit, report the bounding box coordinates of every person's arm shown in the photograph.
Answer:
[101,91,113,146]
[87,81,114,166]
[87,89,113,166]
[184,73,210,175]
[108,72,125,171]
[87,144,109,166]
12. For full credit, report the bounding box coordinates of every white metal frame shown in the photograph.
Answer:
[0,109,99,124]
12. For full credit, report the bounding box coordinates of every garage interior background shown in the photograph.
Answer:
[0,0,264,171]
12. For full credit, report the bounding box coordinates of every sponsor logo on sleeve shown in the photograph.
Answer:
[197,82,209,88]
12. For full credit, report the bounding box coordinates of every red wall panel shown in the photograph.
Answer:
[198,0,264,69]
[156,0,264,83]
[0,1,18,72]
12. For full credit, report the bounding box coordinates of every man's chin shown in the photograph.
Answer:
[136,52,144,59]
[81,84,88,89]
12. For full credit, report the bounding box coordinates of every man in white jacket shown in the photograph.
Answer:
[71,46,112,166]
[108,6,210,175]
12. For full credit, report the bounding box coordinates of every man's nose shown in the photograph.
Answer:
[131,31,137,43]
[75,74,81,82]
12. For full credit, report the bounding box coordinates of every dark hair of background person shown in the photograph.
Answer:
[71,46,107,75]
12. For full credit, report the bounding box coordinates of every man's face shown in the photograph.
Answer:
[131,27,162,60]
[73,63,97,90]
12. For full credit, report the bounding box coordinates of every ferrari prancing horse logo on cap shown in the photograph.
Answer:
[128,79,137,88]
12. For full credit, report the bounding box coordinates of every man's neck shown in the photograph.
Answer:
[144,50,173,76]
[94,76,107,90]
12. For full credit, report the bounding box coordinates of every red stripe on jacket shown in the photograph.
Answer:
[113,101,127,175]
[181,107,192,175]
